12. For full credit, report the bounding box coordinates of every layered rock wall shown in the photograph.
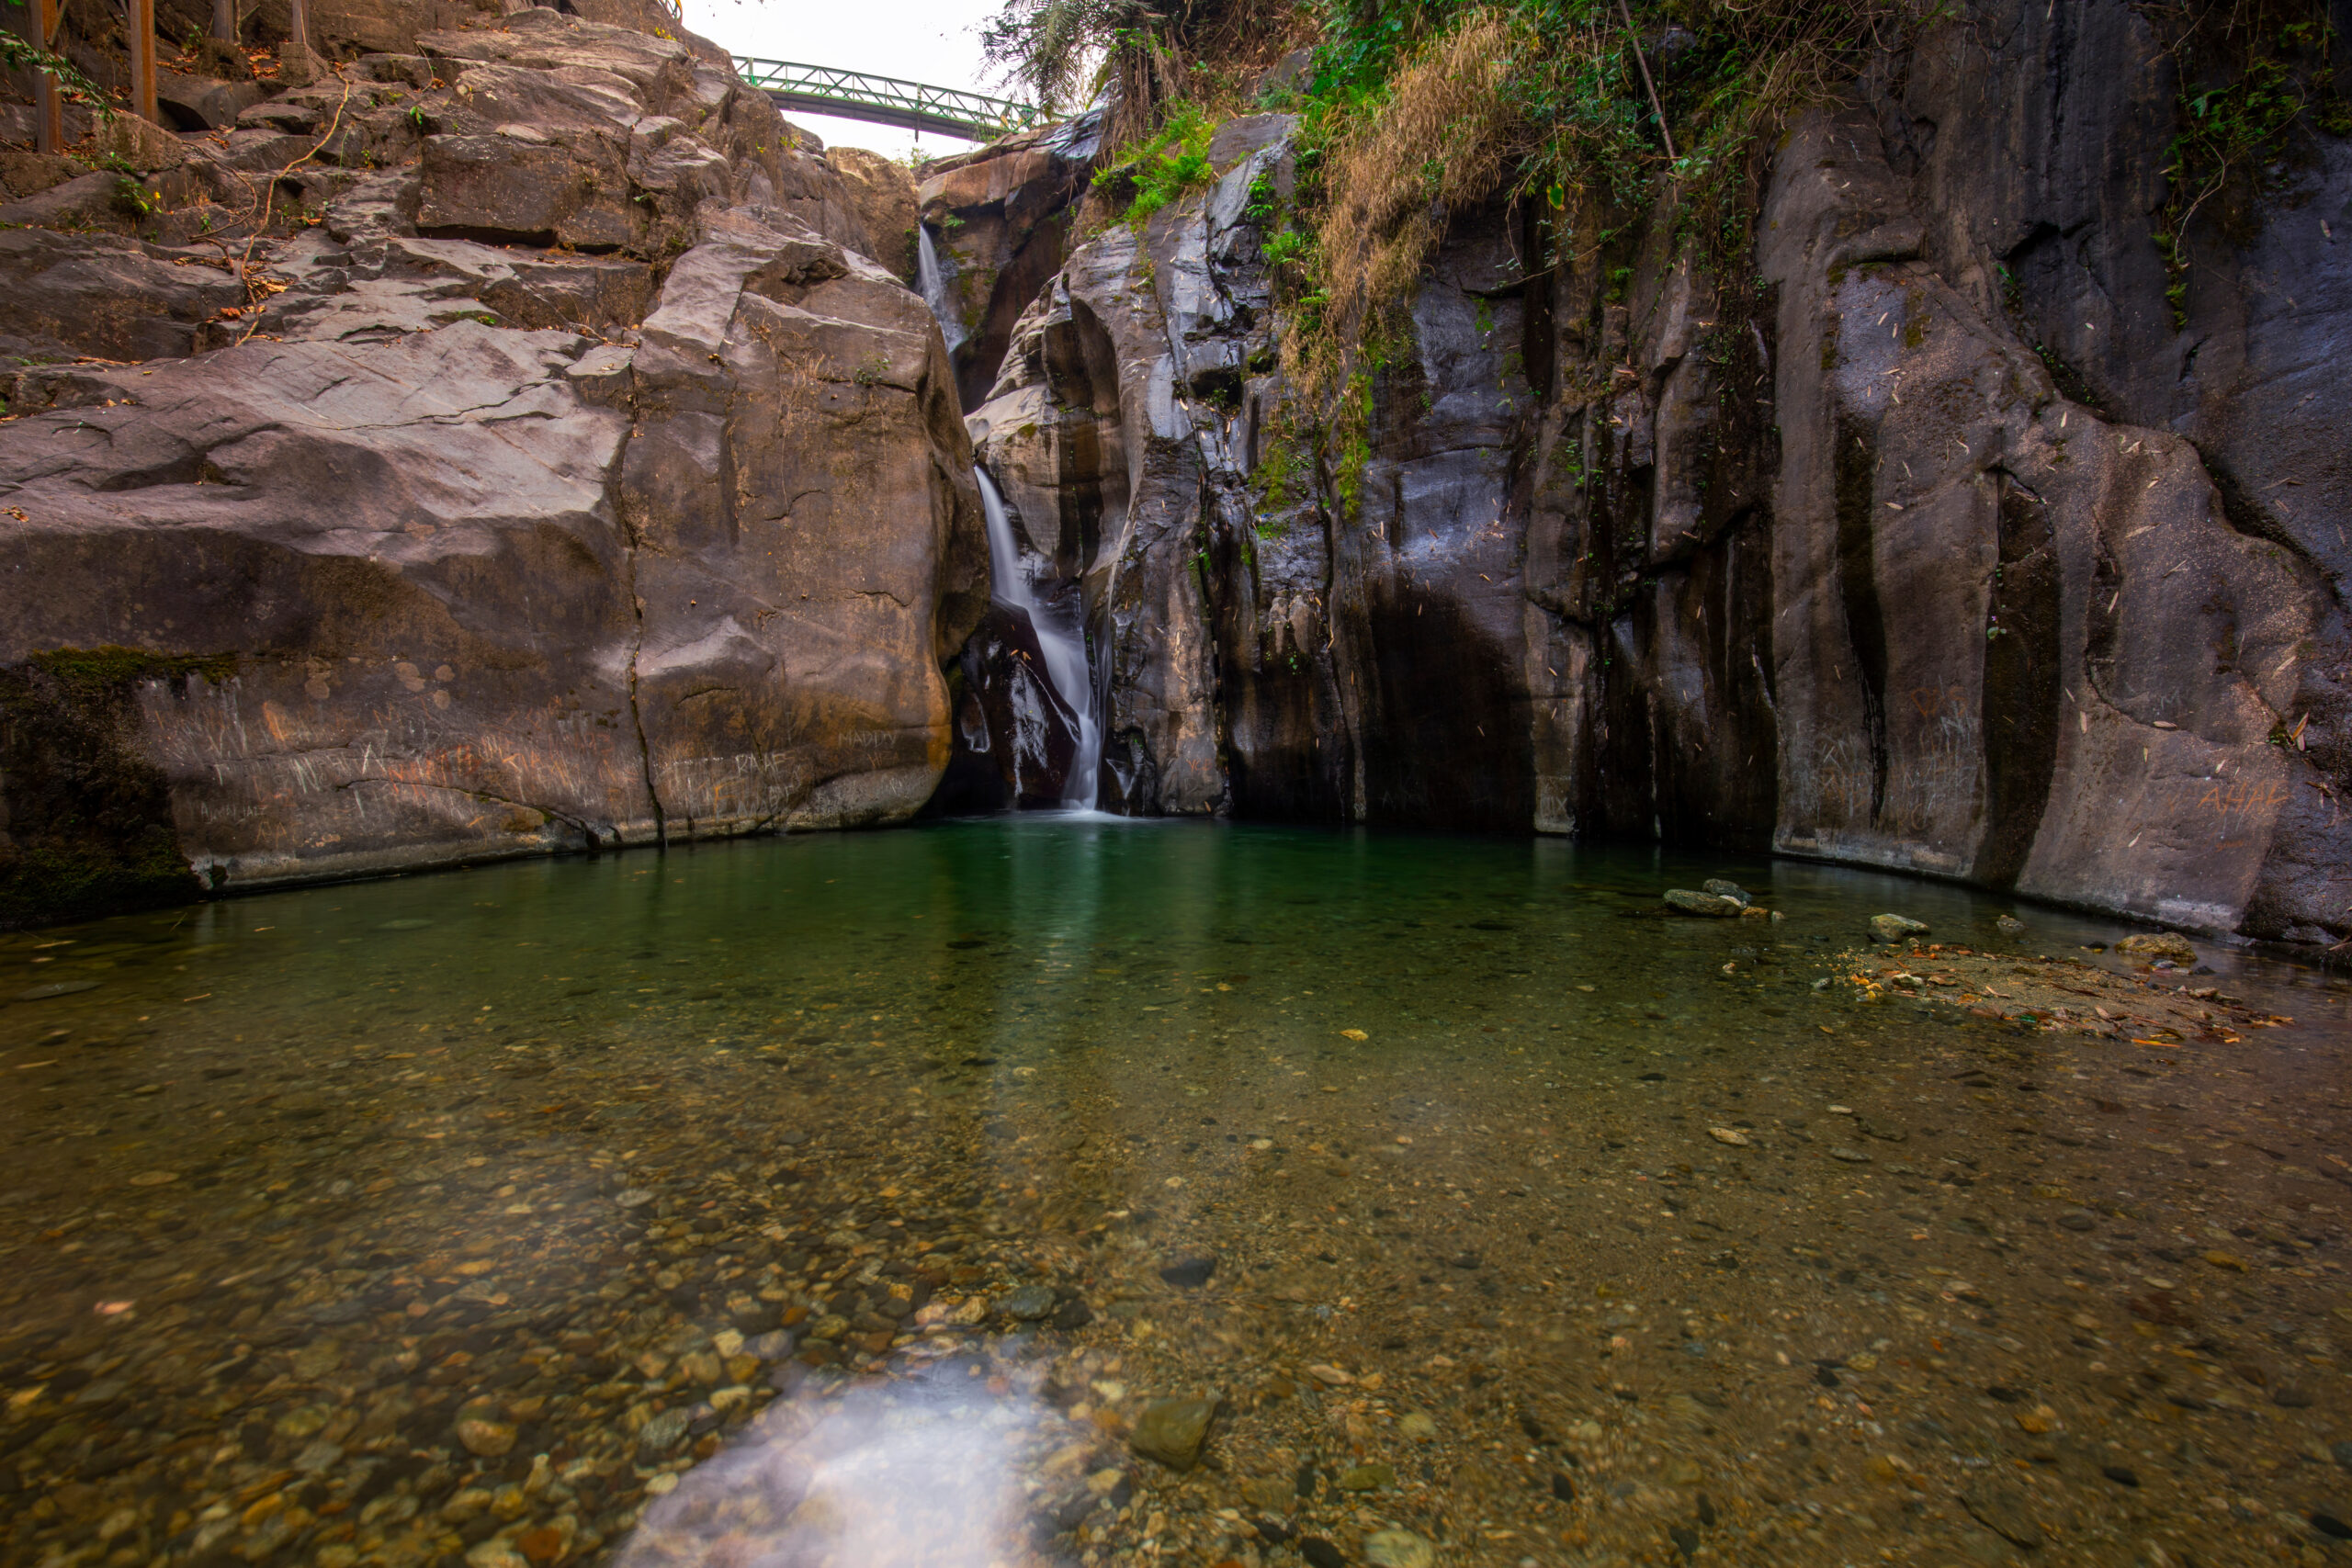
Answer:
[2,0,2343,948]
[962,0,2350,947]
[0,8,983,912]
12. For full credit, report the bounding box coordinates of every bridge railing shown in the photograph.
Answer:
[733,57,1040,141]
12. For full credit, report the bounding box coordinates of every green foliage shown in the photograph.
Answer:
[0,26,112,118]
[1093,102,1217,228]
[1251,411,1308,514]
[1305,0,1937,258]
[109,175,156,220]
[2154,6,2339,327]
[1329,367,1378,519]
[1245,0,1939,534]
[980,0,1290,143]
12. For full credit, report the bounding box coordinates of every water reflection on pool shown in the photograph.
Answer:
[1,818,2347,1568]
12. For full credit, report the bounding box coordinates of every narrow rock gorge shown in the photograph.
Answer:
[6,11,2352,1568]
[0,0,2344,956]
[949,0,2352,951]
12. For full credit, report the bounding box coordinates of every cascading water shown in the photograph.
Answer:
[976,467,1101,808]
[916,226,967,357]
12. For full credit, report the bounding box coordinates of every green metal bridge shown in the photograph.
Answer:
[733,59,1039,142]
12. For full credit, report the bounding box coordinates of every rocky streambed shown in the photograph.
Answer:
[1,821,2348,1568]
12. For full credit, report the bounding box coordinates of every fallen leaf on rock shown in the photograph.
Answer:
[1707,1127,1750,1146]
[1340,1029,1367,1041]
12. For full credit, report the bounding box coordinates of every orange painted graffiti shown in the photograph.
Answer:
[2195,780,2288,817]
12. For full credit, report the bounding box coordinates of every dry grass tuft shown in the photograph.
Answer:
[1307,13,1518,392]
[1282,10,1523,431]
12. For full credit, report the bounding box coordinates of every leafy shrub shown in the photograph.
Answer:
[1091,102,1218,229]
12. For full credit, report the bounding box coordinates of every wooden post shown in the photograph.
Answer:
[288,0,310,52]
[31,0,62,153]
[212,0,235,44]
[127,0,158,126]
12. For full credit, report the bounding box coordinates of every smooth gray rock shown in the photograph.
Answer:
[156,72,265,132]
[956,6,2348,954]
[1667,889,1745,918]
[1001,1284,1057,1321]
[0,229,246,362]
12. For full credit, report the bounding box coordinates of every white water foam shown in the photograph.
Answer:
[915,226,967,357]
[976,467,1102,808]
[613,1373,1037,1568]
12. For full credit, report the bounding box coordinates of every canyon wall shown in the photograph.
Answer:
[0,0,2343,950]
[0,8,985,919]
[957,0,2350,947]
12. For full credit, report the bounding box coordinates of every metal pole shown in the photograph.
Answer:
[31,0,62,152]
[127,0,158,125]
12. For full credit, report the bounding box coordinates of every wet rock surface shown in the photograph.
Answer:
[953,0,2350,955]
[0,821,2346,1568]
[917,118,1102,411]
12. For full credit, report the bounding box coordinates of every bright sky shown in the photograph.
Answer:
[679,0,1009,161]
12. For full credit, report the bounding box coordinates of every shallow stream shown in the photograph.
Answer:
[3,819,2349,1568]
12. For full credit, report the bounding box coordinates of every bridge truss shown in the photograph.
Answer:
[733,58,1038,142]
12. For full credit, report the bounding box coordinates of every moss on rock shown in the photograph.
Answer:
[0,646,225,927]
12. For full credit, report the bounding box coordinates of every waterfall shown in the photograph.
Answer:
[916,226,967,356]
[976,467,1101,809]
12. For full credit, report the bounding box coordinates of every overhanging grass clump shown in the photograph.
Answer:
[1265,0,1937,513]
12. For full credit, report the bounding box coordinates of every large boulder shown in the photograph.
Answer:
[0,208,982,892]
[155,72,266,133]
[0,7,985,909]
[966,114,1337,820]
[0,230,248,362]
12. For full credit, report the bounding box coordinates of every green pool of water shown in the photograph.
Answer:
[2,820,2346,1568]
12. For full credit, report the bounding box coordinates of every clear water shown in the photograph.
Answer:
[2,819,2347,1568]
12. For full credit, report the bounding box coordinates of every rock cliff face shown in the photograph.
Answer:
[917,117,1101,411]
[0,7,983,917]
[828,147,920,286]
[959,0,2350,948]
